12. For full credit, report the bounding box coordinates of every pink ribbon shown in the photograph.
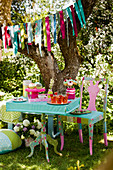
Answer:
[5,26,7,49]
[59,11,65,39]
[70,5,78,37]
[45,16,51,51]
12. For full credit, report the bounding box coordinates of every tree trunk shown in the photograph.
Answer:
[0,0,98,93]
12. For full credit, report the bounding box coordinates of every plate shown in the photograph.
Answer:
[70,109,91,115]
[47,101,71,105]
[12,97,27,102]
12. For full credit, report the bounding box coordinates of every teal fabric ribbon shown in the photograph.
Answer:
[54,14,57,44]
[74,2,83,28]
[13,25,20,55]
[64,9,69,46]
[50,15,54,36]
[66,7,75,36]
[77,0,86,27]
[27,22,33,44]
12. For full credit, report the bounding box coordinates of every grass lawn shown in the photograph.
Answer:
[0,123,113,170]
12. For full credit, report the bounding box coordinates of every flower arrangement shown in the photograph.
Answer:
[63,78,77,88]
[13,118,42,140]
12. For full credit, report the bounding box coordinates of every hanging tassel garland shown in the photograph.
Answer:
[1,1,86,55]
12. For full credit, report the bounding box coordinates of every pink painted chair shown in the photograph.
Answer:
[78,77,109,155]
[61,77,109,155]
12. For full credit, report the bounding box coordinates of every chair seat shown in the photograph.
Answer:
[62,111,103,124]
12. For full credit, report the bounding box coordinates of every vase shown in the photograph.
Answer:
[24,137,34,147]
[66,88,75,99]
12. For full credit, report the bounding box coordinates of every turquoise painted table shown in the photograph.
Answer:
[6,98,80,162]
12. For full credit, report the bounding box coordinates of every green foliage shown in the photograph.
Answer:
[0,54,40,97]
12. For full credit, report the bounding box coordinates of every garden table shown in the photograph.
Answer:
[6,98,80,162]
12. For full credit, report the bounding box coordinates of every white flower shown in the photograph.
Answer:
[37,120,42,129]
[34,131,41,137]
[29,129,35,135]
[23,119,30,127]
[34,119,42,129]
[21,125,23,128]
[14,126,20,132]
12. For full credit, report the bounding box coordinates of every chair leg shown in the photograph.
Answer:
[58,115,64,151]
[89,123,93,155]
[78,123,83,143]
[103,120,108,146]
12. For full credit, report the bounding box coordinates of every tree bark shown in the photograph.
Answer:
[0,0,98,92]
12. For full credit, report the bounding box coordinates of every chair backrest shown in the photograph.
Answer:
[79,77,109,116]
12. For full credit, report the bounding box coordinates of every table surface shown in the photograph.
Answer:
[6,98,80,116]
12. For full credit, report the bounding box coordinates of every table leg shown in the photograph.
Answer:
[48,115,60,138]
[58,115,64,151]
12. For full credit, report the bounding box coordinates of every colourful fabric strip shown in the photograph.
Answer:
[20,23,25,50]
[66,7,75,36]
[39,19,42,56]
[27,22,33,45]
[35,21,39,45]
[77,0,86,27]
[5,26,7,49]
[70,5,78,37]
[64,9,69,46]
[59,11,65,39]
[7,27,12,47]
[74,2,84,28]
[50,15,54,36]
[35,19,42,56]
[23,23,29,54]
[18,25,21,48]
[13,25,19,55]
[43,18,47,47]
[2,26,5,50]
[57,12,61,37]
[45,16,51,51]
[54,14,57,44]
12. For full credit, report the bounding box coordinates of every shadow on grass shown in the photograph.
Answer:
[0,126,113,170]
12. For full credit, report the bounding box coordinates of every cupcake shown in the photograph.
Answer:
[73,79,77,85]
[68,80,73,86]
[29,83,36,89]
[63,79,68,86]
[35,82,42,89]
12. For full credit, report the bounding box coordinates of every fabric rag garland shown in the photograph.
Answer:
[1,1,86,55]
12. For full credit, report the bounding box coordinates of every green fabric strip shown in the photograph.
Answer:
[20,23,25,50]
[43,18,47,47]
